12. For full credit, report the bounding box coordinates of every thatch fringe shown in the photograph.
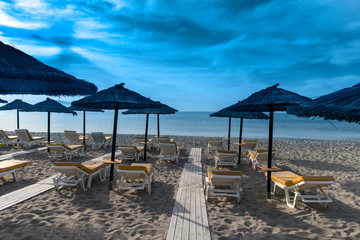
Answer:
[20,98,76,115]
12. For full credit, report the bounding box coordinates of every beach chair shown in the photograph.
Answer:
[52,161,109,191]
[134,136,152,149]
[47,143,85,160]
[241,140,257,151]
[205,168,243,203]
[249,149,277,170]
[0,130,18,146]
[118,145,144,162]
[15,129,45,148]
[0,160,32,181]
[215,149,238,168]
[159,142,180,163]
[91,132,112,149]
[64,130,90,145]
[207,139,223,153]
[268,171,335,208]
[116,163,155,194]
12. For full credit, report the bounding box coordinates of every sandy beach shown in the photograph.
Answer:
[0,133,359,239]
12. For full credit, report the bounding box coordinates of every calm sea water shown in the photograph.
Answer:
[0,111,359,140]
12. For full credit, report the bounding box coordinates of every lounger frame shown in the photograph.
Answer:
[0,130,18,146]
[272,179,335,208]
[205,174,243,203]
[15,129,45,148]
[159,143,179,163]
[52,165,107,191]
[118,147,142,162]
[116,169,155,194]
[47,145,84,160]
[0,166,30,181]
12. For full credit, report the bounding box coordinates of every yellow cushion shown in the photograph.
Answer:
[118,163,153,176]
[208,139,222,144]
[53,161,108,174]
[119,145,144,153]
[216,149,237,157]
[270,171,335,187]
[243,140,256,143]
[48,144,84,151]
[0,160,32,173]
[207,169,242,179]
[79,136,90,141]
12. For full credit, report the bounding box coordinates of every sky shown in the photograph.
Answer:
[0,0,359,111]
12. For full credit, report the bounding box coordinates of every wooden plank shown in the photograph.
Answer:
[189,184,197,239]
[166,185,183,240]
[181,187,190,240]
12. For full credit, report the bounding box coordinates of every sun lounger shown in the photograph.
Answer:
[52,161,109,191]
[0,160,32,181]
[207,139,223,153]
[47,143,85,160]
[91,132,112,149]
[64,130,90,145]
[0,130,18,146]
[116,163,155,194]
[268,171,335,208]
[118,145,144,162]
[134,136,153,149]
[249,149,277,170]
[205,168,243,203]
[159,142,180,163]
[215,149,238,168]
[14,129,45,148]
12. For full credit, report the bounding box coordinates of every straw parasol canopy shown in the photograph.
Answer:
[230,84,310,199]
[69,106,104,145]
[0,41,97,96]
[210,106,269,160]
[21,98,76,143]
[286,83,360,123]
[71,83,159,190]
[0,99,32,129]
[123,102,177,161]
[0,98,7,103]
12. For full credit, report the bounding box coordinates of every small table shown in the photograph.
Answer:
[233,142,245,146]
[139,142,152,145]
[43,141,56,144]
[103,159,122,164]
[258,166,282,172]
[223,138,233,140]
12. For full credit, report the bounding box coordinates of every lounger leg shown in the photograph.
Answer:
[205,186,210,202]
[12,172,18,181]
[146,180,151,194]
[284,188,296,208]
[87,175,93,189]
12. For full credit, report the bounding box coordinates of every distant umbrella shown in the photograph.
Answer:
[0,99,32,129]
[287,83,360,123]
[20,98,76,143]
[69,106,104,145]
[230,84,310,199]
[0,41,97,96]
[210,107,269,162]
[0,98,7,103]
[71,83,159,190]
[123,102,177,161]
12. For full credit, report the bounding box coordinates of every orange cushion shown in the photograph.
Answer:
[207,169,242,179]
[118,163,153,176]
[216,150,236,157]
[119,145,144,153]
[53,161,108,174]
[0,160,32,173]
[208,139,222,144]
[243,140,256,143]
[270,171,335,187]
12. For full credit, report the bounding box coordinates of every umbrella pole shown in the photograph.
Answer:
[267,106,274,199]
[47,112,50,143]
[157,113,160,137]
[109,104,119,190]
[83,111,86,146]
[227,117,231,150]
[238,117,243,164]
[144,113,149,161]
[17,109,20,129]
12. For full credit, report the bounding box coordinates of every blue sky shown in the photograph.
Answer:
[0,0,359,111]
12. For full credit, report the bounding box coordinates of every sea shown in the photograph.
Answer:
[0,111,359,140]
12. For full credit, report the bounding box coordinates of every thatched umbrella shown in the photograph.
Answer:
[20,98,76,143]
[0,99,32,129]
[69,106,104,145]
[230,84,310,199]
[287,83,360,123]
[0,41,97,95]
[210,107,269,162]
[71,83,159,190]
[0,98,7,103]
[122,102,177,161]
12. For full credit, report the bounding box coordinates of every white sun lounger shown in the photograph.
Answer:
[52,161,109,191]
[205,168,243,203]
[0,160,32,181]
[64,130,90,145]
[47,143,85,160]
[159,142,180,164]
[91,132,112,149]
[215,149,238,168]
[116,163,155,194]
[268,171,335,208]
[0,130,18,146]
[249,149,277,170]
[118,145,144,162]
[15,129,45,148]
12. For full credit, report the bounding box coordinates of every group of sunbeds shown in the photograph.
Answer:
[206,138,335,208]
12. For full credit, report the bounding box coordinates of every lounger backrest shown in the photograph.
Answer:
[159,143,177,155]
[256,150,276,161]
[119,146,136,155]
[91,132,105,144]
[15,129,30,142]
[208,170,242,188]
[216,150,237,161]
[0,130,6,140]
[64,131,80,143]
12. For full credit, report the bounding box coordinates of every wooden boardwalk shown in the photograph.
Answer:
[0,147,47,161]
[166,148,211,240]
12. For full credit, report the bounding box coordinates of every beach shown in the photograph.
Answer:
[0,133,359,239]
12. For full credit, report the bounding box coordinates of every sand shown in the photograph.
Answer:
[0,133,359,239]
